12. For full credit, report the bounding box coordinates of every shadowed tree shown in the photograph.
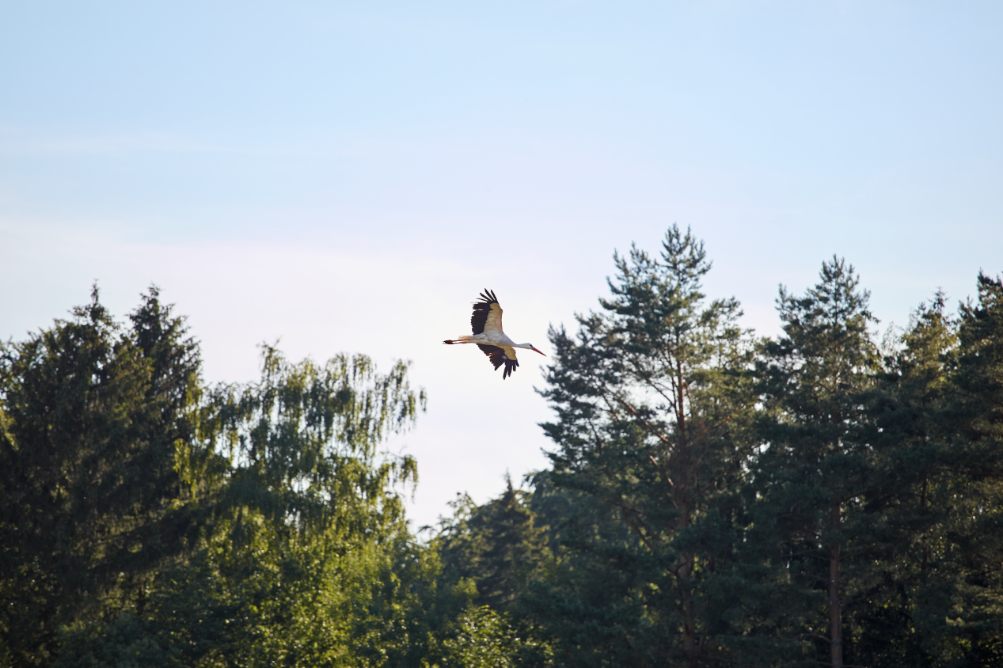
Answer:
[934,272,1003,664]
[54,342,435,667]
[0,286,210,667]
[437,475,548,613]
[533,226,757,667]
[753,257,882,668]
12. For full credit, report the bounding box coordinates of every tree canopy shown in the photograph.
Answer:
[3,235,1002,668]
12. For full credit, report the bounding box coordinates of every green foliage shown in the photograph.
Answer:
[475,477,549,611]
[4,248,1003,668]
[145,523,352,666]
[54,613,179,668]
[749,264,1003,667]
[535,226,758,666]
[132,342,430,667]
[1,288,442,668]
[207,343,424,539]
[437,476,549,612]
[349,530,477,668]
[848,292,961,666]
[0,286,208,666]
[931,272,1003,665]
[440,605,553,668]
[752,257,884,666]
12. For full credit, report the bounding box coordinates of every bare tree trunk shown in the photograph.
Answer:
[920,478,929,576]
[679,550,699,668]
[673,492,700,668]
[829,501,843,668]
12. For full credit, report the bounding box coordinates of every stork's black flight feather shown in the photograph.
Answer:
[470,289,499,335]
[477,343,519,379]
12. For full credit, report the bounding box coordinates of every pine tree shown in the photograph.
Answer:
[753,257,882,668]
[935,272,1003,664]
[821,291,962,666]
[535,226,756,667]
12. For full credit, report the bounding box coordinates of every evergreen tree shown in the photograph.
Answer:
[436,492,489,586]
[534,226,756,667]
[753,257,882,668]
[476,476,548,611]
[849,292,960,665]
[433,482,556,668]
[0,287,209,666]
[437,476,549,612]
[934,272,1003,664]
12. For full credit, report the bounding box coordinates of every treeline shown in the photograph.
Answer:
[1,226,1001,667]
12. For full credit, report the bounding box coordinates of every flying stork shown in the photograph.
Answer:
[443,289,545,379]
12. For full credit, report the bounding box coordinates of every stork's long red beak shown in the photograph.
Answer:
[531,346,546,356]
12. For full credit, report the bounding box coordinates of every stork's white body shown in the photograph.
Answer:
[448,331,520,348]
[443,289,545,379]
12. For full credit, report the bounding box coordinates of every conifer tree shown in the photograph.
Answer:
[535,226,756,667]
[935,272,1003,664]
[846,292,959,665]
[753,257,881,668]
[437,477,548,613]
[475,476,547,611]
[436,492,489,585]
[0,287,208,666]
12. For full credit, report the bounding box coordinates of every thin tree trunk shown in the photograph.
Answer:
[679,550,699,668]
[675,494,700,668]
[920,478,929,576]
[829,500,843,668]
[674,386,699,668]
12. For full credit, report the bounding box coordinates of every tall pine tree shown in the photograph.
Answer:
[535,226,756,667]
[753,257,881,668]
[846,292,960,665]
[936,272,1003,664]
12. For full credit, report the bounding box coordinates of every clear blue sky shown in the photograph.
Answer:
[3,1,1001,528]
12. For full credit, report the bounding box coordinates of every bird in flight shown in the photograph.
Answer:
[443,289,545,379]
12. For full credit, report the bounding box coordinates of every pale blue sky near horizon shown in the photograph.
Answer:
[2,1,1001,529]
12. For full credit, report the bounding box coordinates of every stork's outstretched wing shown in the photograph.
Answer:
[471,289,503,336]
[476,343,519,379]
